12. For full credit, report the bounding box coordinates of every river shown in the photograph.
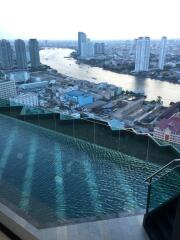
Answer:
[40,48,180,106]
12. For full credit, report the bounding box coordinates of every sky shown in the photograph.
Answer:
[0,0,179,40]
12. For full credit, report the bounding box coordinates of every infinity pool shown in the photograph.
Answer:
[0,114,178,228]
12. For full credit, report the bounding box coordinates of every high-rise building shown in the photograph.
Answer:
[81,39,95,58]
[94,43,105,55]
[78,32,94,58]
[78,32,87,56]
[158,37,167,70]
[0,39,13,70]
[0,80,17,101]
[28,39,40,69]
[135,37,150,72]
[15,39,28,70]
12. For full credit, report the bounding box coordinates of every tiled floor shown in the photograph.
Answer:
[41,215,149,240]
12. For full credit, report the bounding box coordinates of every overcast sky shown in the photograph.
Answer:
[0,0,179,40]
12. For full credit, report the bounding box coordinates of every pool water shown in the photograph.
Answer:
[0,114,176,227]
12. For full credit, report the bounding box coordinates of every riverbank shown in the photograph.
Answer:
[71,52,180,84]
[40,48,180,106]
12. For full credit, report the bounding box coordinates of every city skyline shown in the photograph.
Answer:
[0,0,179,40]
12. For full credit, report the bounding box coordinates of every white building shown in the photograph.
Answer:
[5,71,30,83]
[158,37,167,70]
[135,37,150,72]
[19,81,48,90]
[94,43,105,55]
[78,32,94,59]
[78,32,87,56]
[81,39,94,58]
[0,80,17,101]
[10,93,39,107]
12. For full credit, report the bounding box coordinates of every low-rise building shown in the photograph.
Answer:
[10,93,39,107]
[19,81,48,90]
[5,71,30,83]
[153,114,180,144]
[66,90,93,107]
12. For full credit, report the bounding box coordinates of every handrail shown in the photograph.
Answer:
[151,165,180,184]
[145,159,180,183]
[145,159,180,214]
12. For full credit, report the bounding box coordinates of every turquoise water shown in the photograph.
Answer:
[0,114,178,227]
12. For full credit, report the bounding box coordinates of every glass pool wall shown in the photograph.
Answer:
[0,104,179,228]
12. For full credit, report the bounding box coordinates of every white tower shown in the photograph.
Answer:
[78,32,87,56]
[135,37,150,72]
[158,37,167,70]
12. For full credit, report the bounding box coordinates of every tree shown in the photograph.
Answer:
[156,96,163,104]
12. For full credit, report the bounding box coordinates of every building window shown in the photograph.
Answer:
[164,134,170,141]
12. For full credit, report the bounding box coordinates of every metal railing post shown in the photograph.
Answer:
[146,178,152,215]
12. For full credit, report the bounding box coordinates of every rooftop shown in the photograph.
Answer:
[157,115,180,133]
[67,90,88,97]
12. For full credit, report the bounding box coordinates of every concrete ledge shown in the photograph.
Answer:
[0,202,41,240]
[0,201,148,240]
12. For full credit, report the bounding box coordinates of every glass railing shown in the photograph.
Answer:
[0,98,180,228]
[0,99,179,169]
[145,164,180,214]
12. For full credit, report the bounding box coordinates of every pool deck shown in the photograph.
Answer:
[0,200,149,240]
[40,214,149,240]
